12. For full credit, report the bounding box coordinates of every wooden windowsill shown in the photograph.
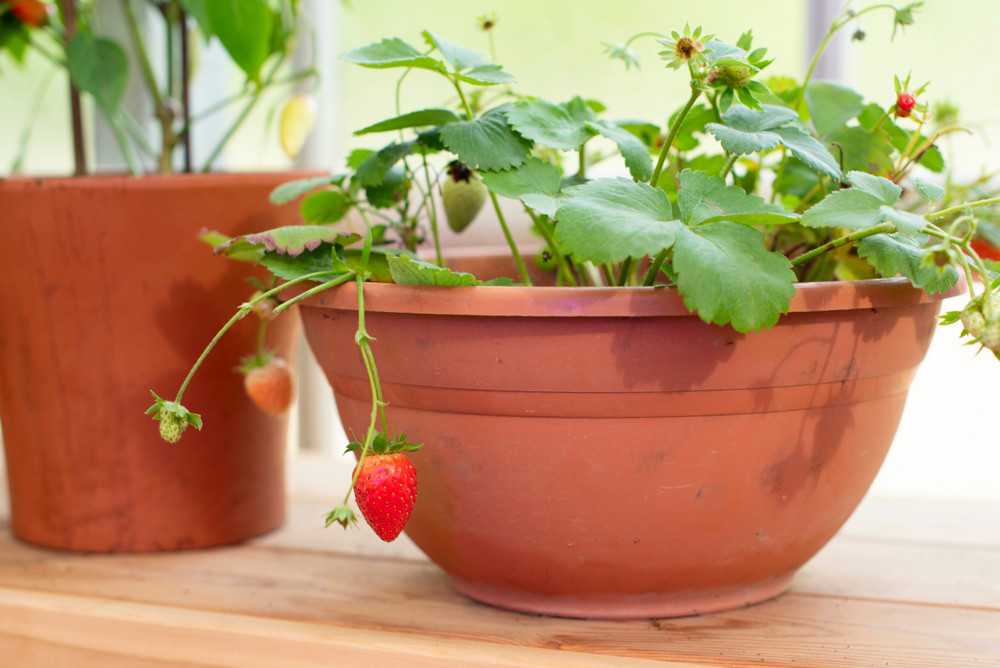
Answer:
[0,493,998,667]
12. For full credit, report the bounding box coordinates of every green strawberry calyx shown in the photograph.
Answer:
[145,390,203,443]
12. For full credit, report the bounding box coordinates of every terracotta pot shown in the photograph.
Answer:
[0,173,306,552]
[299,277,959,619]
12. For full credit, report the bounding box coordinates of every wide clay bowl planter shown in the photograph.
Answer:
[299,278,956,619]
[0,173,305,552]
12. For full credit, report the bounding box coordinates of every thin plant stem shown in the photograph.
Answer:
[489,191,532,285]
[650,84,702,187]
[790,222,897,267]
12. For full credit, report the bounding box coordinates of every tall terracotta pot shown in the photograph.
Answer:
[299,278,958,619]
[0,173,305,552]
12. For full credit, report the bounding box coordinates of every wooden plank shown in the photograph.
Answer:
[0,588,692,668]
[0,525,997,667]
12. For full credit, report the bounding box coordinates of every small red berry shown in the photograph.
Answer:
[353,453,418,542]
[243,357,295,415]
[8,0,48,27]
[896,92,917,111]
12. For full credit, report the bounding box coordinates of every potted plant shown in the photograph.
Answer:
[151,3,998,617]
[0,0,318,552]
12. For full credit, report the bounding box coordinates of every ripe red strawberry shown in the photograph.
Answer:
[353,453,418,542]
[243,356,295,415]
[896,92,916,112]
[8,0,47,27]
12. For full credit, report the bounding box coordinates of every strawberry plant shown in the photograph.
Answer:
[150,1,1000,543]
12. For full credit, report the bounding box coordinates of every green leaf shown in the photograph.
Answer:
[847,171,901,204]
[260,245,351,282]
[481,158,562,217]
[825,125,894,175]
[206,0,274,83]
[387,254,481,286]
[673,222,796,333]
[216,225,357,257]
[587,120,654,182]
[339,37,444,72]
[772,125,841,179]
[554,178,682,264]
[505,99,591,151]
[269,175,340,204]
[354,141,415,187]
[676,169,797,227]
[857,233,960,294]
[800,171,901,230]
[803,82,865,137]
[354,108,461,135]
[364,165,407,209]
[439,106,531,171]
[801,189,886,230]
[705,104,796,155]
[880,206,927,235]
[914,177,946,203]
[420,31,515,85]
[178,0,211,37]
[67,33,128,118]
[300,190,350,223]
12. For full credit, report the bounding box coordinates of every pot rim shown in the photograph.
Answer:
[303,276,967,318]
[0,171,320,192]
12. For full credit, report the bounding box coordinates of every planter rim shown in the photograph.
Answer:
[0,171,315,192]
[304,276,965,319]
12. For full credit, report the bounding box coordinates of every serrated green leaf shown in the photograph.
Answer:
[260,245,351,282]
[914,177,946,202]
[880,206,927,235]
[67,33,128,118]
[355,108,461,135]
[206,0,273,83]
[270,175,340,204]
[421,31,515,85]
[216,225,357,256]
[857,233,960,294]
[201,230,263,263]
[387,254,481,286]
[702,39,747,65]
[505,99,591,151]
[587,120,654,182]
[300,190,350,223]
[803,81,865,137]
[481,158,562,217]
[439,106,531,171]
[677,169,797,227]
[554,178,682,264]
[454,64,517,85]
[422,30,486,72]
[355,141,415,187]
[673,222,796,333]
[705,104,798,155]
[846,171,901,204]
[773,125,841,179]
[340,37,444,72]
[801,188,886,230]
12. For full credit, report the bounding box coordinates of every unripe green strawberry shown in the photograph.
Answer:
[441,160,487,233]
[716,64,755,88]
[159,413,186,443]
[960,292,1000,352]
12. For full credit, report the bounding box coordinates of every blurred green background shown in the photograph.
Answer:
[1,0,996,179]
